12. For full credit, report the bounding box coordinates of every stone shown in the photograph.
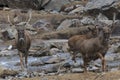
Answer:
[49,48,61,55]
[84,0,120,19]
[57,19,80,30]
[32,19,54,33]
[80,16,94,25]
[72,68,84,73]
[68,6,84,14]
[3,0,51,10]
[1,28,17,40]
[44,0,70,11]
[0,65,18,77]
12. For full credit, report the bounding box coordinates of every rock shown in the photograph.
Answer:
[31,39,68,57]
[88,65,99,71]
[0,44,8,51]
[108,43,120,53]
[98,20,113,26]
[0,66,18,77]
[30,53,70,67]
[97,13,108,20]
[49,48,61,55]
[29,63,63,73]
[61,43,69,52]
[85,0,116,11]
[44,0,70,11]
[41,53,70,64]
[3,0,51,10]
[32,19,54,33]
[72,68,84,73]
[60,1,84,12]
[105,53,116,61]
[42,56,60,64]
[7,45,13,50]
[57,19,72,30]
[30,60,44,66]
[57,19,80,30]
[0,50,18,56]
[84,0,120,19]
[1,28,17,40]
[114,53,120,60]
[68,6,84,14]
[80,16,94,25]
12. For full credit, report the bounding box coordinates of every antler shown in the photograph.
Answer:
[25,9,32,26]
[111,12,116,32]
[8,14,13,26]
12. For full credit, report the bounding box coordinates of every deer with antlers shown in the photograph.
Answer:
[8,9,32,70]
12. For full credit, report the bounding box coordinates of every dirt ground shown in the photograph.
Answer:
[16,71,120,80]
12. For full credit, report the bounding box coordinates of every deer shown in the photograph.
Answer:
[8,9,32,71]
[75,26,111,72]
[68,26,98,62]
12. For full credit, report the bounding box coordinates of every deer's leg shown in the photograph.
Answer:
[72,53,76,63]
[25,51,28,69]
[18,51,24,70]
[83,57,88,72]
[97,52,106,72]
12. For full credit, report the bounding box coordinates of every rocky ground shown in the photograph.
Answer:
[0,0,120,80]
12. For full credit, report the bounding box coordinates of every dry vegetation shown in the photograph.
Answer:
[19,71,120,80]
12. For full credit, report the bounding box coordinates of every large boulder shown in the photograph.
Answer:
[2,0,51,10]
[1,0,70,11]
[44,0,70,11]
[84,0,120,19]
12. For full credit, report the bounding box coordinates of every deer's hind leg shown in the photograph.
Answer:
[83,57,88,73]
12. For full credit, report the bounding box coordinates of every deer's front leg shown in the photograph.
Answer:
[25,50,28,69]
[97,52,106,72]
[18,51,24,71]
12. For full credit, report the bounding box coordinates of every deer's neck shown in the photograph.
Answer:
[98,30,104,44]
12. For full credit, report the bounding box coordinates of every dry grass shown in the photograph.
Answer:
[18,71,120,80]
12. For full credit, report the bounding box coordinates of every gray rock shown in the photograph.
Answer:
[44,0,70,11]
[40,53,70,64]
[57,19,80,30]
[98,20,113,26]
[49,48,61,55]
[3,0,51,10]
[108,43,120,53]
[105,53,116,61]
[0,65,18,77]
[1,28,17,40]
[97,13,108,20]
[84,0,120,19]
[32,19,54,33]
[57,19,72,30]
[80,17,94,25]
[0,50,18,56]
[68,6,84,14]
[71,68,83,73]
[85,0,117,11]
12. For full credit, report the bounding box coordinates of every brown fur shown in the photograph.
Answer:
[68,26,98,61]
[15,29,31,70]
[75,26,111,72]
